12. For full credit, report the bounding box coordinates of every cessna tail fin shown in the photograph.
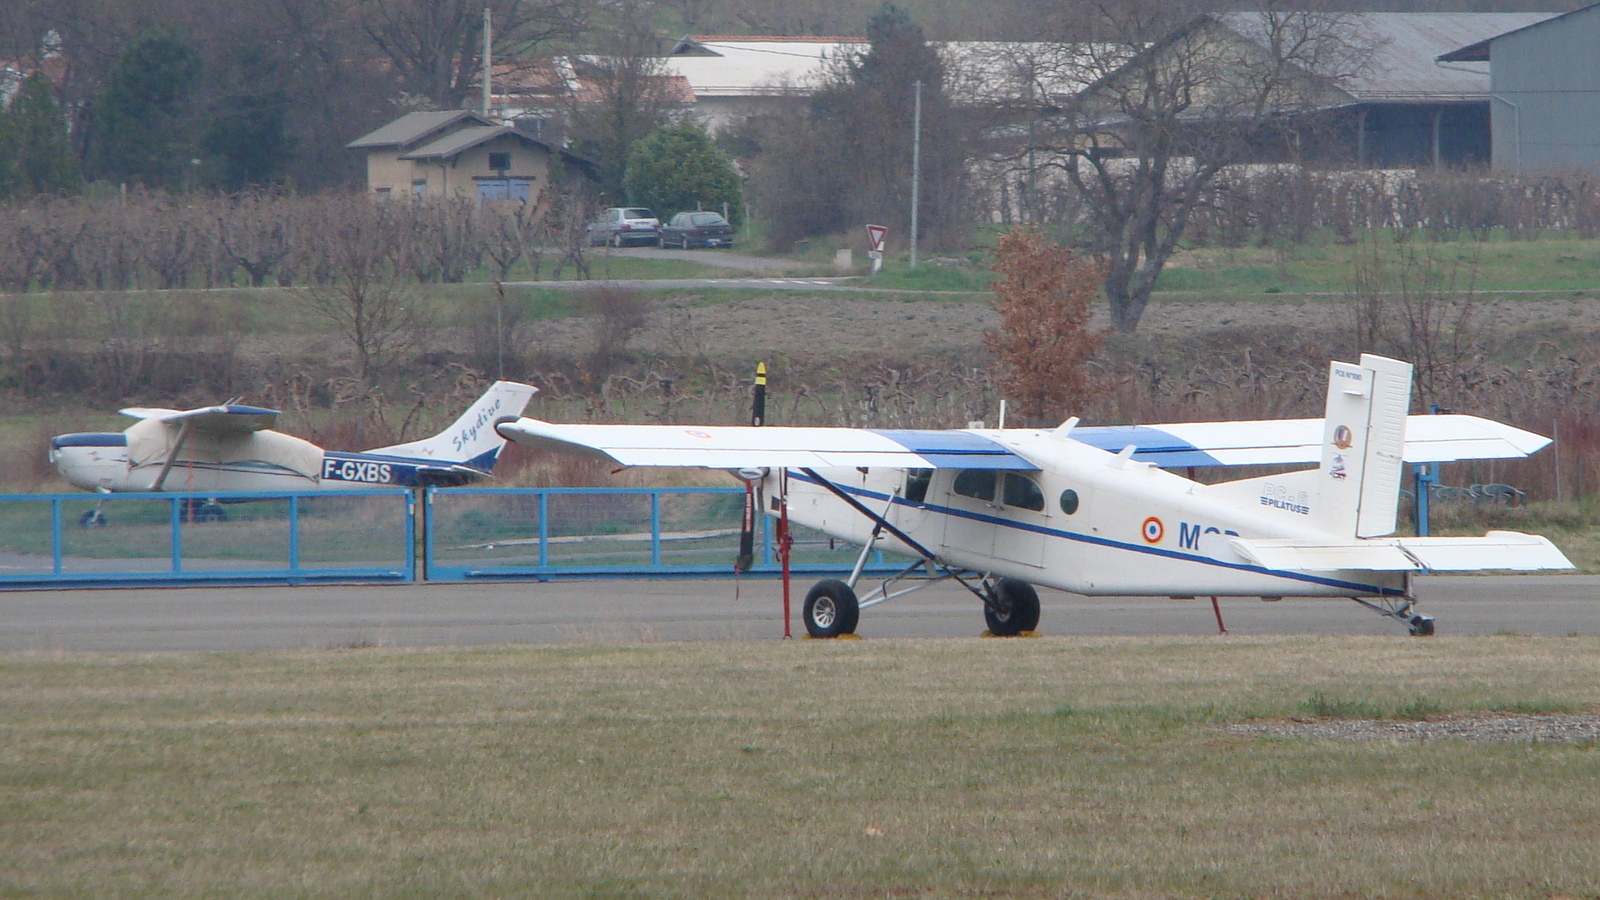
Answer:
[1315,354,1412,539]
[371,381,538,469]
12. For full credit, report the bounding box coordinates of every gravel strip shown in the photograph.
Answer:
[1227,713,1600,742]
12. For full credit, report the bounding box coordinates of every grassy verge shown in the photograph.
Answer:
[3,636,1599,898]
[1156,236,1600,296]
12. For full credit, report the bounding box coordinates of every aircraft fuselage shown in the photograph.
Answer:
[50,434,477,493]
[772,430,1409,600]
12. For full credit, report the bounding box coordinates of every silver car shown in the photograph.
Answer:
[587,207,661,247]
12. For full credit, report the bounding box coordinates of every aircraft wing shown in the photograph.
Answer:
[1230,531,1573,572]
[119,404,281,435]
[496,419,1038,470]
[1072,414,1550,468]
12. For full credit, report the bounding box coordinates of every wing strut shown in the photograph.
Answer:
[796,467,1001,612]
[797,467,940,562]
[151,420,195,492]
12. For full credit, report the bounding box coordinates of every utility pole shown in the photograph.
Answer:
[910,80,922,269]
[481,7,492,118]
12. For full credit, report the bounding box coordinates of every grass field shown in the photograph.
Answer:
[3,636,1599,898]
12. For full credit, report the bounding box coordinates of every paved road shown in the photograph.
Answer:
[511,276,906,292]
[2,575,1596,653]
[607,246,798,271]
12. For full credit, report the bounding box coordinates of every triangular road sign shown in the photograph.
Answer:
[865,224,888,253]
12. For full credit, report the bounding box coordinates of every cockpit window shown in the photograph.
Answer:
[904,468,932,504]
[952,469,996,501]
[1002,473,1044,511]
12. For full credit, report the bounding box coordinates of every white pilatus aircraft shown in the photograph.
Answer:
[51,381,537,524]
[496,355,1572,637]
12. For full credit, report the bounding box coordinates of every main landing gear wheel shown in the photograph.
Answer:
[78,509,107,527]
[803,579,860,638]
[1409,615,1436,637]
[984,577,1041,636]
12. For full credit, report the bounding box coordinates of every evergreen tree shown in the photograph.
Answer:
[623,122,742,223]
[201,46,293,190]
[87,27,203,188]
[6,72,81,196]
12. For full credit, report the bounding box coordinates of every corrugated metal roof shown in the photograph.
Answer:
[1438,5,1587,62]
[661,40,862,96]
[1225,12,1556,102]
[346,110,492,149]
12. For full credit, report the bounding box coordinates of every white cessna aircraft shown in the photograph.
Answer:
[51,381,537,523]
[497,355,1571,637]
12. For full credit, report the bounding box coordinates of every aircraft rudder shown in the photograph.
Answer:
[370,381,538,464]
[1312,355,1413,539]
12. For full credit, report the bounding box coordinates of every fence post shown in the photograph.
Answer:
[651,491,662,567]
[538,491,549,568]
[288,495,301,572]
[170,497,183,573]
[51,498,62,575]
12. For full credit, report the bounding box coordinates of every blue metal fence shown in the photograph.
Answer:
[424,486,900,582]
[0,489,414,589]
[0,486,898,588]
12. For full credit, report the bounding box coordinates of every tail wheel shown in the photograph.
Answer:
[803,579,860,638]
[984,577,1041,636]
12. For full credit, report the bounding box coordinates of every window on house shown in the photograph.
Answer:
[488,151,511,171]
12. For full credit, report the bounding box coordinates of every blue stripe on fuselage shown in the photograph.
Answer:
[321,452,488,486]
[785,470,1397,597]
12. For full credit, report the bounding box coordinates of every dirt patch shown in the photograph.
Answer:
[540,292,1600,360]
[1228,712,1600,742]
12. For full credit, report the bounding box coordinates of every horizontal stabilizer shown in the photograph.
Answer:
[120,404,280,434]
[495,420,1037,471]
[1074,414,1551,468]
[1231,531,1573,573]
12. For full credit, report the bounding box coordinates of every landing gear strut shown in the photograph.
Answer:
[1350,590,1435,636]
[791,467,1045,639]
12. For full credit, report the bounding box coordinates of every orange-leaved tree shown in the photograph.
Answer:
[983,226,1108,425]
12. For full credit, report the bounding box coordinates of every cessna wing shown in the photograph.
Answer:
[495,420,1038,470]
[120,404,280,435]
[1072,414,1550,468]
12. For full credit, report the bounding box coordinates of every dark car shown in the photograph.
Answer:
[658,211,735,249]
[587,207,661,247]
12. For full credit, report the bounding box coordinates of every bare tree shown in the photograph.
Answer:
[1345,235,1494,412]
[1007,0,1373,332]
[356,0,585,108]
[299,199,430,384]
[565,0,677,201]
[218,191,294,287]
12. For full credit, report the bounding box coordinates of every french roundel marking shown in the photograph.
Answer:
[1142,516,1164,543]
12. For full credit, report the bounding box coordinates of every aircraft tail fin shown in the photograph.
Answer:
[1314,354,1412,539]
[370,381,538,470]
